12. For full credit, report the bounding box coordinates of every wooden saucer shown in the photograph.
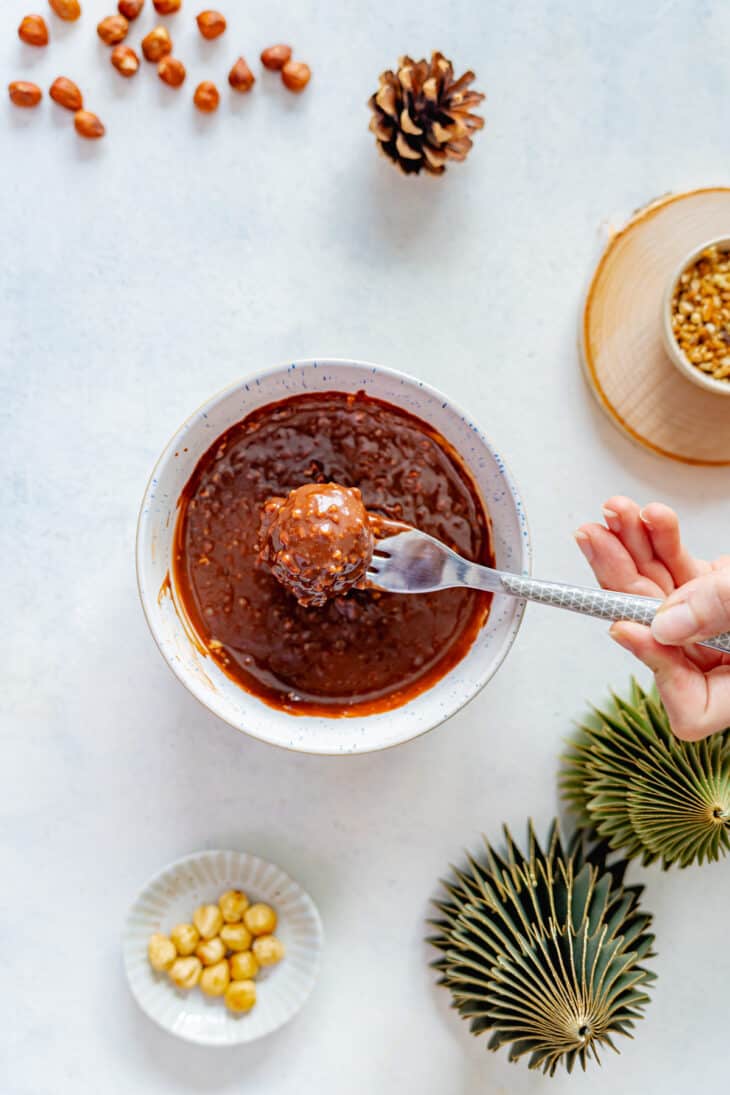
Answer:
[581,187,730,465]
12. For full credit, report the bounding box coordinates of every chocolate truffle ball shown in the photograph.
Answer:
[259,483,374,607]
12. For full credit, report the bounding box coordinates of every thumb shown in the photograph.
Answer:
[651,570,730,646]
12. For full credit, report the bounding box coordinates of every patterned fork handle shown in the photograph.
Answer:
[500,572,730,655]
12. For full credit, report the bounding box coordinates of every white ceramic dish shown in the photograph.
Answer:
[123,850,323,1046]
[661,235,730,396]
[136,359,531,754]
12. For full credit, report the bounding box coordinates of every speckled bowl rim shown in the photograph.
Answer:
[136,359,532,755]
[661,235,730,397]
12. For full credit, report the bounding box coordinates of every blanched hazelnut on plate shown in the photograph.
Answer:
[169,956,202,990]
[141,25,172,62]
[9,81,42,107]
[228,58,255,93]
[281,61,311,94]
[196,936,226,966]
[147,933,176,971]
[193,81,219,113]
[158,56,186,87]
[111,46,139,78]
[97,15,129,45]
[118,0,144,19]
[219,889,249,923]
[260,44,291,70]
[252,934,285,967]
[74,110,105,139]
[170,922,199,956]
[225,979,256,1013]
[220,922,252,952]
[18,15,49,47]
[229,950,259,980]
[196,11,226,40]
[244,903,277,936]
[49,0,81,20]
[200,959,230,997]
[193,903,223,940]
[50,77,83,111]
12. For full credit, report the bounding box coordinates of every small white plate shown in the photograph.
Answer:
[123,850,323,1046]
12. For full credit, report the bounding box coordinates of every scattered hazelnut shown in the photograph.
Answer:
[141,25,172,62]
[74,110,105,139]
[219,922,252,952]
[8,81,42,107]
[244,903,277,936]
[111,45,140,77]
[281,61,311,94]
[229,950,259,980]
[196,10,226,39]
[154,0,181,12]
[193,80,220,113]
[228,57,255,93]
[18,15,49,47]
[195,936,226,966]
[97,14,128,44]
[200,959,230,997]
[169,956,202,990]
[260,44,292,71]
[219,889,249,922]
[147,933,176,972]
[193,903,223,940]
[224,979,256,1013]
[50,76,83,110]
[158,56,186,87]
[49,0,82,20]
[252,934,286,967]
[118,0,144,18]
[169,922,200,956]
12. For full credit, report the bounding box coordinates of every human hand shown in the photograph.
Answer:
[575,495,730,740]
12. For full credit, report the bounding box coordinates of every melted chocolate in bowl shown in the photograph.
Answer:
[173,391,494,716]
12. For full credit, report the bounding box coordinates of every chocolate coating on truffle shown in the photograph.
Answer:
[259,483,375,607]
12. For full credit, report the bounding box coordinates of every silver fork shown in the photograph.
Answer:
[366,529,730,655]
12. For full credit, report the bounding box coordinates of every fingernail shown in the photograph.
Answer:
[574,530,594,563]
[639,507,651,527]
[652,601,698,644]
[602,506,619,530]
[609,623,634,652]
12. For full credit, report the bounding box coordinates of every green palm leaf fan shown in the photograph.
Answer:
[562,679,730,868]
[429,820,655,1076]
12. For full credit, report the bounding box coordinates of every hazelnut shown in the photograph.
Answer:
[193,903,223,940]
[97,15,128,45]
[228,57,255,93]
[169,922,199,956]
[193,81,220,113]
[50,76,83,111]
[111,45,140,78]
[8,81,42,108]
[219,889,249,923]
[18,15,49,47]
[224,979,256,1013]
[200,959,230,997]
[229,950,259,980]
[141,25,172,62]
[158,56,186,87]
[243,903,277,936]
[118,0,144,18]
[49,0,82,20]
[169,955,202,990]
[74,110,105,139]
[219,922,252,952]
[147,933,177,972]
[281,61,311,94]
[195,936,226,966]
[252,934,285,967]
[260,44,292,71]
[196,10,226,39]
[154,0,181,12]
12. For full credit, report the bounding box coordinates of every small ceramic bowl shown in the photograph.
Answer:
[123,850,323,1046]
[662,235,730,396]
[136,359,531,754]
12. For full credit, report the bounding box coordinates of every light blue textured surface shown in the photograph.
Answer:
[2,1,730,1093]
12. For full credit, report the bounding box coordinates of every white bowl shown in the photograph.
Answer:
[661,235,730,396]
[136,359,531,754]
[123,850,323,1046]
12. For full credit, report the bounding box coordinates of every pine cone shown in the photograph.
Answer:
[368,52,485,176]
